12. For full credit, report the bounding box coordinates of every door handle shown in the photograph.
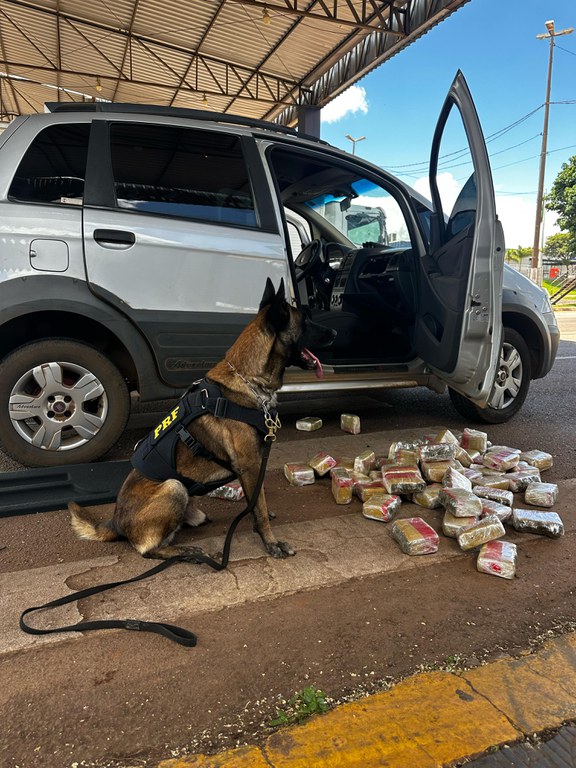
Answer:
[93,229,136,246]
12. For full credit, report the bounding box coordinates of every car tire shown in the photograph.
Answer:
[448,327,532,424]
[0,339,130,467]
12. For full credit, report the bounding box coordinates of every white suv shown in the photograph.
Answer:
[0,72,559,467]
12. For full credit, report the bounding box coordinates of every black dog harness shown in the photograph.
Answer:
[131,378,279,494]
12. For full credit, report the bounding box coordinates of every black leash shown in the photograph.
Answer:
[19,441,273,648]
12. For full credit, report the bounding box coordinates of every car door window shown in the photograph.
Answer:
[109,123,257,227]
[8,123,90,205]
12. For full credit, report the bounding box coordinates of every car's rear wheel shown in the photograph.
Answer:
[0,339,130,467]
[448,327,531,424]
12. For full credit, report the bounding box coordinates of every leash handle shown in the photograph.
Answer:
[19,442,273,647]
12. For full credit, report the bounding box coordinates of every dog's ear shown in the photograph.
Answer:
[265,278,290,332]
[259,277,276,310]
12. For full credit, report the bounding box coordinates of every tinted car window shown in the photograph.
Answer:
[8,123,90,204]
[109,123,257,227]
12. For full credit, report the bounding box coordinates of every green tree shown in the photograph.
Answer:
[543,232,575,269]
[546,154,576,236]
[505,245,531,264]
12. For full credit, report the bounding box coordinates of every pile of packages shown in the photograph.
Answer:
[283,420,564,580]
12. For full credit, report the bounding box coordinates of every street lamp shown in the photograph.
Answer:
[345,134,366,155]
[531,19,574,284]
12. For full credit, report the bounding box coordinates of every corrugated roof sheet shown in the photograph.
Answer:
[0,0,470,124]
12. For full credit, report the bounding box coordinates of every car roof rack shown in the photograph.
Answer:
[44,102,326,144]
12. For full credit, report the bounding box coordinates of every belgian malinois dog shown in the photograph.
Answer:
[70,278,335,560]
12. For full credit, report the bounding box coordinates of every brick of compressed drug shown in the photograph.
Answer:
[473,486,514,507]
[382,465,426,495]
[421,460,456,483]
[519,449,553,470]
[438,487,482,517]
[461,428,488,453]
[479,498,512,523]
[442,466,473,491]
[483,449,520,472]
[455,446,473,467]
[388,441,421,460]
[331,470,353,504]
[208,479,245,501]
[284,463,315,486]
[391,517,439,555]
[477,540,517,580]
[506,467,541,492]
[511,508,564,538]
[457,514,506,551]
[362,493,401,523]
[462,467,484,485]
[413,483,443,509]
[434,428,460,445]
[296,416,323,432]
[393,448,420,466]
[524,482,558,508]
[419,443,457,462]
[354,478,386,502]
[340,413,361,434]
[442,511,478,539]
[308,451,338,477]
[474,475,511,491]
[354,449,377,474]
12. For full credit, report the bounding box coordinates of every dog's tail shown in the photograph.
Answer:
[69,501,119,542]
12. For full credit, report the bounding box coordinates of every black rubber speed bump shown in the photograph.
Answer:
[0,460,131,517]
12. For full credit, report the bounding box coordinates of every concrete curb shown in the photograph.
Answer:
[157,631,576,767]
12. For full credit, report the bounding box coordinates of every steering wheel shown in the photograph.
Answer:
[294,239,323,282]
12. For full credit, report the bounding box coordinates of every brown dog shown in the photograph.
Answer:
[69,279,335,560]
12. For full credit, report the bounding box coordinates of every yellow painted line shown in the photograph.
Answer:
[159,745,270,768]
[463,632,576,733]
[158,633,576,768]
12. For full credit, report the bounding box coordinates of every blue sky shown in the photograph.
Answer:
[318,0,575,249]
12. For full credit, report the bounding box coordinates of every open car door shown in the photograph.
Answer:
[414,71,504,404]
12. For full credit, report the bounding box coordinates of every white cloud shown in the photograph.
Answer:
[321,85,368,123]
[412,172,560,249]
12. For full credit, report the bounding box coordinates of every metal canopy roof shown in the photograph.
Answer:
[0,0,469,126]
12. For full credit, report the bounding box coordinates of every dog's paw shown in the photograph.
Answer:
[266,540,296,558]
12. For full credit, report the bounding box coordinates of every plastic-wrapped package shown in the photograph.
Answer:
[479,498,512,522]
[354,478,386,502]
[457,514,506,551]
[382,465,426,495]
[461,428,488,453]
[442,466,473,491]
[419,443,457,462]
[208,479,245,501]
[442,511,478,539]
[308,451,338,477]
[474,475,511,491]
[524,482,558,508]
[511,508,564,538]
[332,458,355,474]
[462,467,484,485]
[438,487,482,517]
[434,428,460,445]
[341,413,361,434]
[455,446,473,467]
[362,493,401,523]
[393,448,420,466]
[421,460,455,483]
[506,468,541,492]
[477,540,517,579]
[413,483,443,509]
[296,416,323,432]
[473,486,514,507]
[391,517,439,555]
[354,449,377,474]
[483,449,520,472]
[331,469,354,505]
[284,463,315,486]
[519,449,553,470]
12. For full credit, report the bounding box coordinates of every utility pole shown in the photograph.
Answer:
[531,19,573,285]
[345,134,366,155]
